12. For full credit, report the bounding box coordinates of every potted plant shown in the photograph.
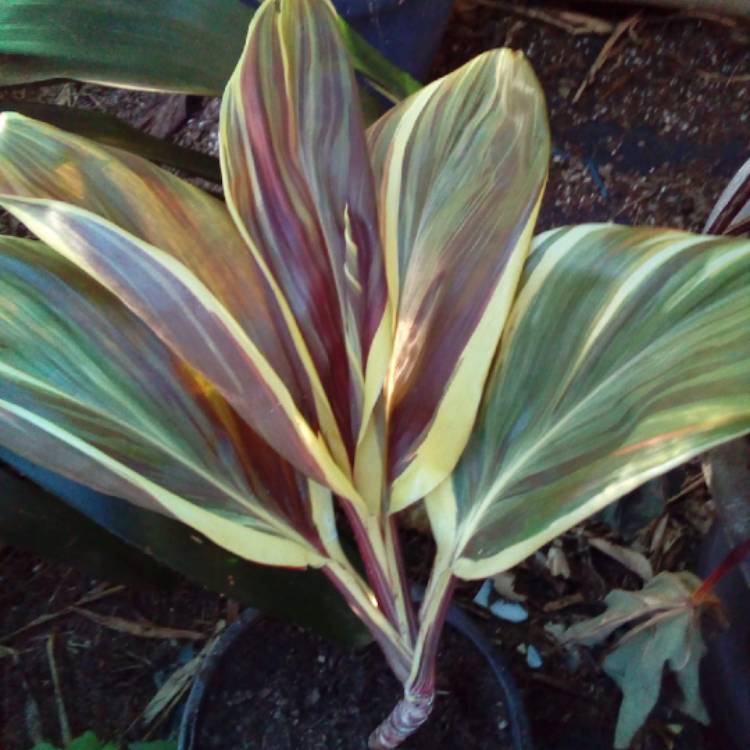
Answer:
[0,0,748,746]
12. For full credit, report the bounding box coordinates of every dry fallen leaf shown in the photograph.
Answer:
[73,609,205,641]
[547,543,571,579]
[560,571,718,748]
[492,571,527,602]
[589,536,654,581]
[143,622,225,726]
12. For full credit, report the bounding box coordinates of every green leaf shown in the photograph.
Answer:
[0,0,419,101]
[561,572,712,749]
[0,101,221,182]
[30,731,116,750]
[335,16,421,102]
[30,735,177,750]
[427,225,750,579]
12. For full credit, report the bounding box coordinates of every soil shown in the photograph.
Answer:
[196,618,513,750]
[0,552,222,748]
[2,2,750,749]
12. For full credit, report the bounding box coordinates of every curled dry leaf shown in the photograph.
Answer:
[546,543,571,579]
[588,536,654,581]
[560,571,717,748]
[492,571,527,602]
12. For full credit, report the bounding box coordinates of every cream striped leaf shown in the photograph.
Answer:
[0,236,327,568]
[705,154,750,236]
[220,0,391,478]
[426,225,750,579]
[0,112,346,481]
[367,49,550,512]
[0,197,359,504]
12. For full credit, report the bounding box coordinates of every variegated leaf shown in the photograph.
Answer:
[0,113,356,493]
[0,237,328,568]
[0,195,358,504]
[367,49,550,511]
[705,155,750,236]
[426,225,750,579]
[220,0,391,490]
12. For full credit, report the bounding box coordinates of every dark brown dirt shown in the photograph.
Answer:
[196,618,513,750]
[0,549,222,748]
[2,2,749,749]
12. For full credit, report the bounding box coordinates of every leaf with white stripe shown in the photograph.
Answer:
[705,155,750,236]
[220,0,391,485]
[367,49,550,511]
[427,225,750,579]
[0,197,358,503]
[0,236,327,567]
[0,113,343,479]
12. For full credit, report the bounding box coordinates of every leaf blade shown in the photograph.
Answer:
[0,113,355,499]
[0,0,418,100]
[220,0,391,483]
[0,236,326,568]
[0,450,370,644]
[367,50,550,510]
[431,225,750,579]
[1,101,221,182]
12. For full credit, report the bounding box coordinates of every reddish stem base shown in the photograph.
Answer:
[367,690,435,749]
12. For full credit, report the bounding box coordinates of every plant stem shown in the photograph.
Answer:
[323,560,412,683]
[344,504,416,647]
[386,517,418,643]
[368,567,456,749]
[692,537,750,604]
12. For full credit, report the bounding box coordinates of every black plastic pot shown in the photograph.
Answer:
[178,604,533,750]
[698,520,750,750]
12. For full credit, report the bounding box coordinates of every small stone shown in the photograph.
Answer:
[489,599,528,623]
[473,579,493,608]
[526,645,543,669]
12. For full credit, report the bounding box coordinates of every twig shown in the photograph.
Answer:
[573,15,641,104]
[46,634,72,747]
[1,584,124,643]
[698,69,750,83]
[668,10,743,27]
[665,475,705,505]
[129,620,226,736]
[586,0,750,20]
[543,592,585,612]
[72,608,206,641]
[474,1,613,35]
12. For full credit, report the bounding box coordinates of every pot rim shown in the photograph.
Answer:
[178,603,533,750]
